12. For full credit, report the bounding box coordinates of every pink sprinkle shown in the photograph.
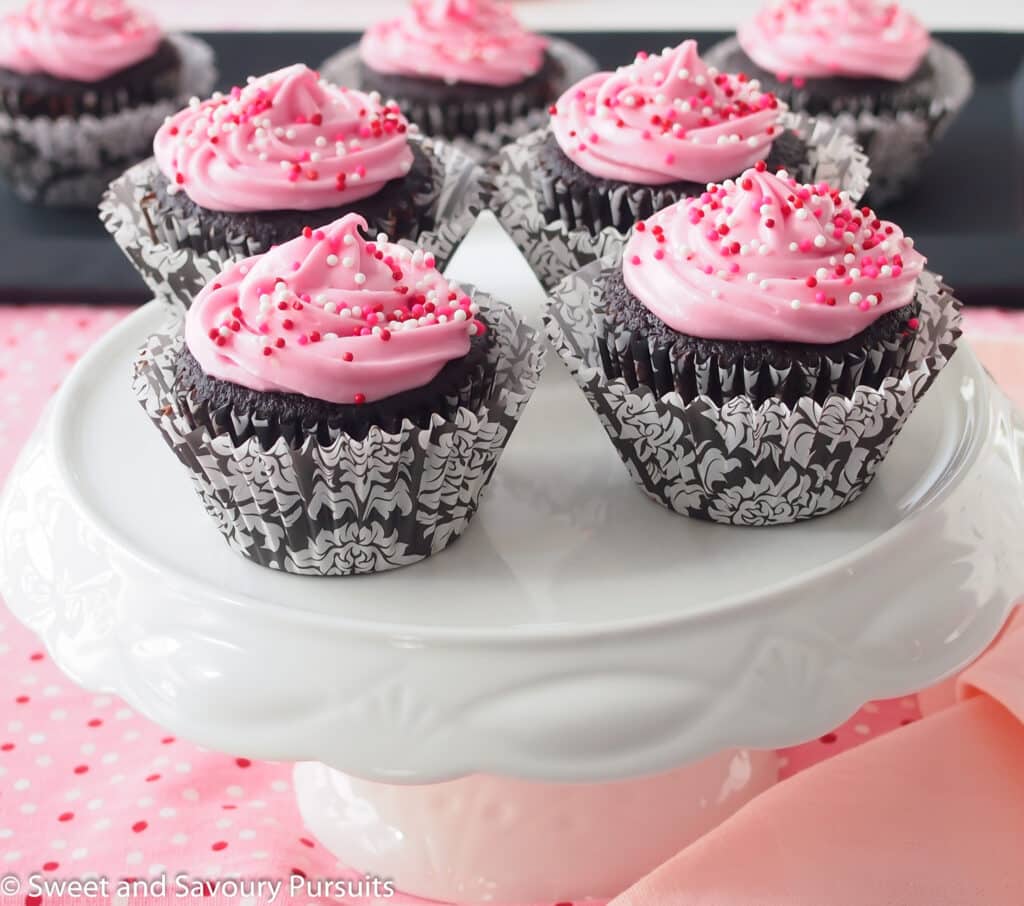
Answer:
[799,239,812,253]
[630,255,642,266]
[258,323,269,334]
[858,300,871,311]
[298,335,309,346]
[654,249,665,260]
[815,291,826,303]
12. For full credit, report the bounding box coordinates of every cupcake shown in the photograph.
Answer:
[0,0,214,207]
[320,0,597,159]
[133,213,544,575]
[705,0,973,205]
[544,165,963,525]
[102,64,487,311]
[492,40,869,292]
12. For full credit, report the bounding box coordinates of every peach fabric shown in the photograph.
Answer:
[612,611,1024,906]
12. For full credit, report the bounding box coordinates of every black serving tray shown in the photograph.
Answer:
[0,30,1021,305]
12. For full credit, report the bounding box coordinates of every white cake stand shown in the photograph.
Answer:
[3,224,1024,901]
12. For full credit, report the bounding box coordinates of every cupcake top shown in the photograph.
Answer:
[359,0,547,87]
[738,0,930,82]
[185,214,485,405]
[153,64,415,214]
[0,0,162,82]
[622,164,926,344]
[549,41,784,186]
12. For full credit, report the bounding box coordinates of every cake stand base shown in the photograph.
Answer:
[294,750,779,903]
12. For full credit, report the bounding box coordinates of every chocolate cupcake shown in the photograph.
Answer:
[321,0,596,160]
[544,166,963,525]
[492,41,869,292]
[102,64,486,310]
[705,0,973,205]
[133,213,545,575]
[0,0,215,206]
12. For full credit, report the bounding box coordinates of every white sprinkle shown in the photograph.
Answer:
[849,267,861,278]
[354,273,367,285]
[844,253,856,265]
[453,309,468,322]
[377,232,388,244]
[315,136,327,147]
[816,268,829,280]
[342,256,354,268]
[880,265,893,277]
[790,299,801,310]
[813,235,827,248]
[326,254,339,266]
[849,292,863,304]
[351,306,362,317]
[324,302,338,314]
[343,235,355,246]
[788,242,799,252]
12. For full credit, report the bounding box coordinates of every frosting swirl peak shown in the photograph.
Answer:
[185,214,484,405]
[738,0,930,82]
[154,65,414,213]
[360,0,547,87]
[0,0,162,82]
[550,41,784,186]
[622,165,926,344]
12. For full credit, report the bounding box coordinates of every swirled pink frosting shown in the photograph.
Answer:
[360,0,547,87]
[622,165,926,344]
[185,214,485,405]
[738,0,930,82]
[0,0,162,82]
[153,65,414,213]
[549,41,784,186]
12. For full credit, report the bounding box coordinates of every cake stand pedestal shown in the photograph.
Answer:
[2,302,1023,902]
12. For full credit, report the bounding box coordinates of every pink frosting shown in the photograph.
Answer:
[622,165,926,344]
[549,41,784,186]
[153,65,414,214]
[185,214,485,405]
[360,0,547,87]
[0,0,162,82]
[738,0,931,82]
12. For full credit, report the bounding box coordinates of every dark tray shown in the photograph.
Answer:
[0,30,1021,305]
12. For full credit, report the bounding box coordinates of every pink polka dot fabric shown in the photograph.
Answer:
[0,305,1018,905]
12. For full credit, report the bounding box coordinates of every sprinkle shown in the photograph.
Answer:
[354,273,367,285]
[326,254,339,266]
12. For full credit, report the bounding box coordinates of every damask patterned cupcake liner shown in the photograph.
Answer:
[101,134,488,311]
[320,38,598,164]
[704,39,973,207]
[0,34,216,207]
[544,261,962,526]
[132,296,545,576]
[491,111,870,294]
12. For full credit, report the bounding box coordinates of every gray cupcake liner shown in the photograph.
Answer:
[544,261,962,526]
[320,38,598,164]
[132,295,545,576]
[492,111,870,294]
[704,38,974,207]
[0,34,216,207]
[100,134,487,312]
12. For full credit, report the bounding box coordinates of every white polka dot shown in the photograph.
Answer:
[158,807,176,819]
[115,708,134,721]
[215,817,233,830]
[35,755,52,768]
[250,851,269,861]
[174,762,192,773]
[92,696,113,709]
[28,733,45,744]
[0,830,11,840]
[65,788,81,801]
[136,796,153,808]
[241,897,257,906]
[87,799,103,811]
[248,800,267,809]
[125,851,143,865]
[42,685,61,698]
[12,778,29,791]
[182,788,199,801]
[149,865,166,877]
[171,833,188,846]
[20,674,37,686]
[4,851,20,863]
[80,743,96,755]
[854,723,872,736]
[238,829,256,841]
[270,779,290,793]
[19,803,36,815]
[7,721,23,733]
[49,709,67,721]
[226,785,244,798]
[122,730,141,742]
[51,839,67,850]
[71,847,89,860]
[109,774,126,785]
[101,752,119,765]
[0,643,7,656]
[152,756,169,768]
[93,819,111,831]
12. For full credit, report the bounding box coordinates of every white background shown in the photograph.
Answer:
[0,0,1022,31]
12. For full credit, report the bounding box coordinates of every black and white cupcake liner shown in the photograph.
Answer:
[100,134,488,311]
[491,111,870,294]
[705,39,973,207]
[544,261,962,526]
[132,296,545,576]
[0,34,216,208]
[320,38,598,164]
